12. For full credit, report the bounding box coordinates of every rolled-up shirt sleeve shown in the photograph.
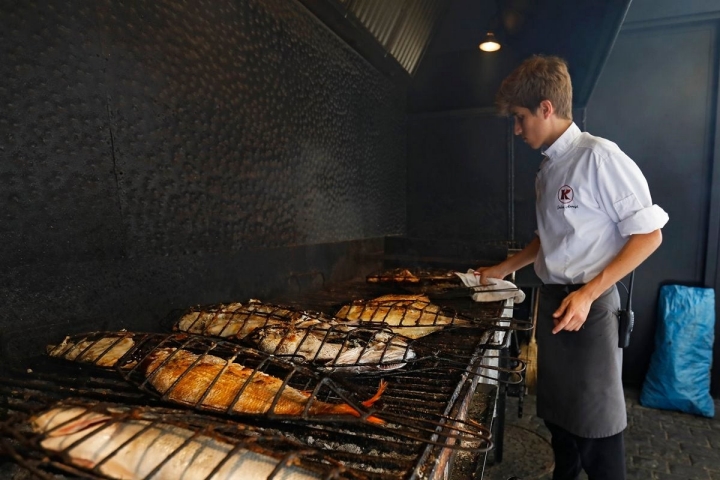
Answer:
[617,204,669,236]
[597,153,669,237]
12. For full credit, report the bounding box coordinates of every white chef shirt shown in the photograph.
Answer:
[534,123,669,284]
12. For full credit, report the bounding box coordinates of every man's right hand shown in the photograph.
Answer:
[473,237,541,286]
[473,265,510,285]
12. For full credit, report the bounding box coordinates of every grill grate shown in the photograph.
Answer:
[1,274,525,479]
[45,331,501,445]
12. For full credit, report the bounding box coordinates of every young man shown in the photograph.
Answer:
[476,56,669,480]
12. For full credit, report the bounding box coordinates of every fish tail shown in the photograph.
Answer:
[361,380,387,408]
[327,403,385,425]
[316,381,387,424]
[348,380,387,424]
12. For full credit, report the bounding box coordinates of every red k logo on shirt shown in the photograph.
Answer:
[558,185,574,204]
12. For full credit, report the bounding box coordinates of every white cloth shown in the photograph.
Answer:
[454,270,526,303]
[534,123,669,284]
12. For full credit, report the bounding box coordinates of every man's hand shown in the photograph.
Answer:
[473,237,541,286]
[551,289,594,334]
[474,265,509,286]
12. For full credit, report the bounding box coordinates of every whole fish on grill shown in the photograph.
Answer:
[366,268,459,284]
[326,334,417,373]
[366,268,420,283]
[32,406,321,480]
[335,294,470,339]
[46,333,135,368]
[174,300,339,340]
[139,348,385,423]
[250,325,416,372]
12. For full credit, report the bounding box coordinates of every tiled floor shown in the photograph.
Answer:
[481,387,720,480]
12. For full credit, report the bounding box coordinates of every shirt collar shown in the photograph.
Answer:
[541,122,581,160]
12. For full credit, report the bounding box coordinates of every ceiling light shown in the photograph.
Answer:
[479,32,501,52]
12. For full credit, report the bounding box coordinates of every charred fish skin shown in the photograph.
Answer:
[137,348,385,423]
[31,406,322,480]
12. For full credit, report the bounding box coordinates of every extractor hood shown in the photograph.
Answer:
[298,0,632,112]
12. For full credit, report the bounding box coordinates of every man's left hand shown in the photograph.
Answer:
[552,290,594,334]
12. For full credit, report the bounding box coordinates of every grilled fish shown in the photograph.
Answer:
[251,325,349,362]
[367,268,459,284]
[139,348,385,423]
[47,334,135,368]
[251,325,416,372]
[32,406,321,480]
[367,268,419,283]
[335,294,469,339]
[175,300,337,340]
[326,334,417,373]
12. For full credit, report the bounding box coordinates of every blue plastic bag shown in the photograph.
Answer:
[640,285,715,417]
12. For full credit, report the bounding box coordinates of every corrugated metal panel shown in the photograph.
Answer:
[391,0,444,74]
[337,0,444,75]
[353,0,404,46]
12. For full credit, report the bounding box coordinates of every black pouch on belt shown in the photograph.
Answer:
[617,271,635,349]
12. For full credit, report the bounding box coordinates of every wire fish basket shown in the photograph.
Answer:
[168,298,530,363]
[0,398,368,480]
[43,332,496,453]
[333,295,532,338]
[365,268,462,285]
[169,299,341,341]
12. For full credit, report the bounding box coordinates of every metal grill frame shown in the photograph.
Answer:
[1,272,525,479]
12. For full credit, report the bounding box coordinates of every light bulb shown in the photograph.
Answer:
[479,32,501,52]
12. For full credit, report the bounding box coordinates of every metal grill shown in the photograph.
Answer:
[0,269,526,479]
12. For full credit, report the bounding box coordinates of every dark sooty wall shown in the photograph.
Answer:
[407,112,510,243]
[0,0,406,360]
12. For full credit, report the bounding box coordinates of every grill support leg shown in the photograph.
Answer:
[490,348,509,465]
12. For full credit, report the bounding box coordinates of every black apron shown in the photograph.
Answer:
[535,284,626,438]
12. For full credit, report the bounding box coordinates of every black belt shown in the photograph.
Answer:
[542,284,585,294]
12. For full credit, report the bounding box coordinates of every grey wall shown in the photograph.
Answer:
[0,0,406,361]
[587,0,720,390]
